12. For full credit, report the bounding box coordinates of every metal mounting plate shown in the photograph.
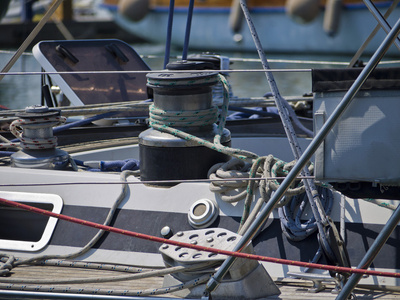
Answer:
[159,228,241,264]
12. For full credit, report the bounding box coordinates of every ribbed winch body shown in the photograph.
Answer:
[139,62,231,184]
[10,105,69,170]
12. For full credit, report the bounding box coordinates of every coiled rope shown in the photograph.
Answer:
[10,116,66,149]
[148,69,332,245]
[149,104,218,128]
[207,155,327,239]
[208,158,252,203]
[279,186,333,242]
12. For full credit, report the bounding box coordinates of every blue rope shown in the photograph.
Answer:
[53,112,116,134]
[278,186,333,242]
[227,106,279,120]
[74,159,140,172]
[0,151,15,157]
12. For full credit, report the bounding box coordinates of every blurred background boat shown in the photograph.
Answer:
[101,0,400,56]
[0,0,143,48]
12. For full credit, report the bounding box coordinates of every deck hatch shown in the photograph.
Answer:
[0,191,63,251]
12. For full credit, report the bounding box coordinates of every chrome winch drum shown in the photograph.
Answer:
[10,105,69,170]
[139,61,231,184]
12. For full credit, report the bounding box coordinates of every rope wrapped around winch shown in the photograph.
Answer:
[0,116,66,150]
[149,74,258,161]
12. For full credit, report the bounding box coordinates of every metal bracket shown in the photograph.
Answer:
[287,271,340,293]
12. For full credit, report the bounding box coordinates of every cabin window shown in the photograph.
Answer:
[0,191,63,251]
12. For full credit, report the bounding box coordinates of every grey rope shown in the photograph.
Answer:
[0,263,215,285]
[37,260,154,273]
[0,0,64,82]
[0,254,14,276]
[12,170,136,266]
[362,198,399,211]
[208,158,252,203]
[208,155,325,240]
[0,273,212,297]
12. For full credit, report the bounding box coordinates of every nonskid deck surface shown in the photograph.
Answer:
[1,264,400,299]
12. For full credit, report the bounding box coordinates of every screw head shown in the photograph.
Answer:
[161,226,173,239]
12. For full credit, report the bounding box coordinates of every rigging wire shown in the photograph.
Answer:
[0,69,313,76]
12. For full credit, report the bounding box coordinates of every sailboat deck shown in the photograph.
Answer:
[1,264,399,299]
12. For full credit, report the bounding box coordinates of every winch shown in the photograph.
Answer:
[10,105,69,169]
[139,61,231,184]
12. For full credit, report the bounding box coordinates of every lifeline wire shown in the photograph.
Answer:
[0,68,312,76]
[0,175,315,187]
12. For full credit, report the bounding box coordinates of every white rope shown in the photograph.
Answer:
[8,116,66,150]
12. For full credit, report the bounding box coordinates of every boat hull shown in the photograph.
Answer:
[1,137,399,286]
[106,2,400,56]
